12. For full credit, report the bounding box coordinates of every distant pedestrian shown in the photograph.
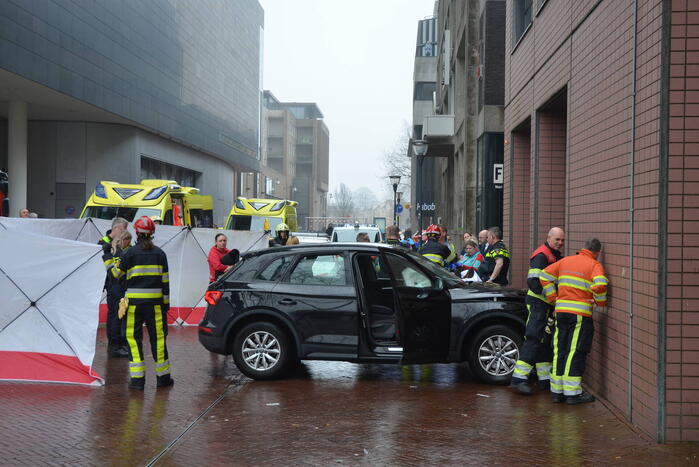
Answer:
[99,217,129,358]
[459,232,473,257]
[477,226,510,285]
[438,225,457,265]
[510,227,565,395]
[540,238,608,404]
[208,233,232,282]
[112,216,172,390]
[105,230,132,357]
[19,208,29,218]
[478,229,489,255]
[270,223,290,247]
[385,225,406,249]
[419,224,451,266]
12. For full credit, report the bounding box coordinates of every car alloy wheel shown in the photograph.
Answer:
[478,334,518,376]
[468,324,522,385]
[242,330,280,371]
[232,322,292,380]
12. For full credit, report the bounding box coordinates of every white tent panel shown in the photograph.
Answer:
[0,228,103,302]
[0,271,30,331]
[39,255,104,363]
[0,307,73,355]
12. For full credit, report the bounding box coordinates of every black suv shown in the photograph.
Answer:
[199,243,527,384]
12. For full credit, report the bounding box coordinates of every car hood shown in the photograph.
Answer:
[448,283,526,302]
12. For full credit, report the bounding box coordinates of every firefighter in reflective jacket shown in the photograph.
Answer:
[510,227,565,395]
[112,216,173,390]
[418,224,451,266]
[540,237,608,404]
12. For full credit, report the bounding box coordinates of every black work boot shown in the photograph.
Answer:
[566,391,595,405]
[552,393,566,403]
[128,377,145,390]
[112,346,129,358]
[156,374,174,388]
[538,380,551,391]
[509,380,533,395]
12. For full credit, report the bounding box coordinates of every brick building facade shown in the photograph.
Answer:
[504,0,698,442]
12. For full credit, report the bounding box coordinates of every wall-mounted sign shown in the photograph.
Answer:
[493,164,504,186]
[416,202,436,212]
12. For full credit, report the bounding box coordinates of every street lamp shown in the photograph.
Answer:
[411,140,428,233]
[389,175,401,226]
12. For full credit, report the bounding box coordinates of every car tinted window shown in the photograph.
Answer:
[289,254,347,286]
[385,254,432,288]
[257,256,293,281]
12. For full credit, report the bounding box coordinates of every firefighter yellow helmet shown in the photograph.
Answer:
[275,223,290,233]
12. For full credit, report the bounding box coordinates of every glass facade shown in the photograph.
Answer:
[0,0,263,170]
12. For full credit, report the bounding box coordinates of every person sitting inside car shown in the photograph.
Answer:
[356,232,370,242]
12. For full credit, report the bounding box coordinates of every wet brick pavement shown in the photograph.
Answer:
[1,327,697,466]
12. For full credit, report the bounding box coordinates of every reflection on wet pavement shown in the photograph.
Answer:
[1,327,697,466]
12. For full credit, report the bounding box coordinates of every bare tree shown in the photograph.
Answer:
[353,187,379,214]
[381,123,411,200]
[332,183,354,217]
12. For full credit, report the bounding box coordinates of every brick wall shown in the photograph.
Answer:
[502,0,693,441]
[535,111,566,243]
[507,129,531,289]
[666,0,699,443]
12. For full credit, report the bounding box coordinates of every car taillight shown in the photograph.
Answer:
[205,290,223,305]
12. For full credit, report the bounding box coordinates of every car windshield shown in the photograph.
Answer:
[83,206,161,222]
[227,215,283,231]
[408,251,465,287]
[333,229,380,242]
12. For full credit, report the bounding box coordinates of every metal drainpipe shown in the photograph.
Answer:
[628,0,639,420]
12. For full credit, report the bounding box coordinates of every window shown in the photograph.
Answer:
[414,82,436,101]
[385,254,432,288]
[289,254,346,286]
[258,256,293,282]
[190,209,213,228]
[512,0,533,47]
[141,156,200,188]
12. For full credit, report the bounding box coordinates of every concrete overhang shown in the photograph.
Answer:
[0,68,131,124]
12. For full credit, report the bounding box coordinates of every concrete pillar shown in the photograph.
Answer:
[8,101,27,217]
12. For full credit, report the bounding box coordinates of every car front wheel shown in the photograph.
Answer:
[468,324,522,385]
[233,322,291,380]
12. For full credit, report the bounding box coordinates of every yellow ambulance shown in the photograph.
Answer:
[225,197,298,231]
[80,179,214,227]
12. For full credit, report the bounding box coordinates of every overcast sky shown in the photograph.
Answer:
[258,0,436,201]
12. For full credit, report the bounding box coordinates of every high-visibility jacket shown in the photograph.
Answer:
[526,242,562,304]
[112,243,170,306]
[539,249,608,317]
[441,241,457,264]
[419,238,451,266]
[477,240,511,285]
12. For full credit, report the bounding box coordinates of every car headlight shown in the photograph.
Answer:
[143,186,167,200]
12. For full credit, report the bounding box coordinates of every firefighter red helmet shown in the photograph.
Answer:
[134,216,156,235]
[425,224,441,236]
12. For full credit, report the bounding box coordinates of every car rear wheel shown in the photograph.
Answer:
[233,322,291,380]
[468,324,522,385]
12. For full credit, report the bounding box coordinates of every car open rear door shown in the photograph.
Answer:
[383,253,451,364]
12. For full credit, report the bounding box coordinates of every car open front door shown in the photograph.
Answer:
[383,253,451,364]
